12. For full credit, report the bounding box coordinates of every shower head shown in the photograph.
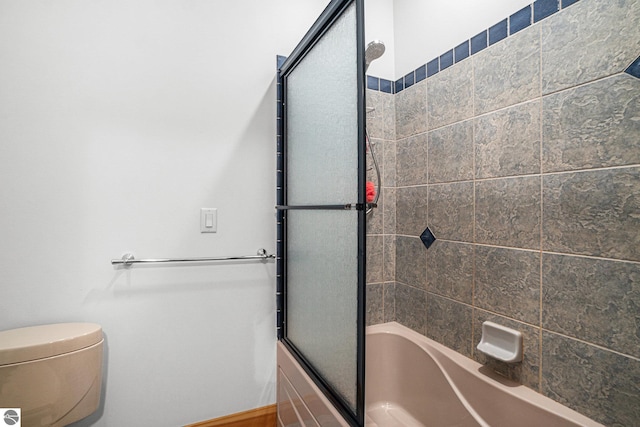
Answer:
[365,40,385,72]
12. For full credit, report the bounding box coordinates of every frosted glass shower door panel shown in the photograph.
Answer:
[280,0,365,424]
[286,3,358,206]
[287,210,359,410]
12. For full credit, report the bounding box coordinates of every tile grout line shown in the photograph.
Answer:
[538,22,545,392]
[543,163,640,176]
[391,162,640,191]
[380,98,386,324]
[540,328,640,362]
[395,235,640,265]
[423,80,429,337]
[391,88,397,324]
[471,51,478,357]
[540,250,640,265]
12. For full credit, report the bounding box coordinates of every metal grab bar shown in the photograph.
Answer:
[111,248,275,267]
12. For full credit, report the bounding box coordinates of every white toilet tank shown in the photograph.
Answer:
[0,323,104,427]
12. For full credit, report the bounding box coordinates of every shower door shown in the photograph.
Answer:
[276,0,366,425]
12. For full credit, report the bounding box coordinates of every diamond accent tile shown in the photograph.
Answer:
[420,227,436,249]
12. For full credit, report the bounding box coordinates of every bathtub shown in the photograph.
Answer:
[366,322,602,427]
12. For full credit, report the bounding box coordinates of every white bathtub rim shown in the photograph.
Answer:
[366,322,603,427]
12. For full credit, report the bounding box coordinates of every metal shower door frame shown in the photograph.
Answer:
[276,0,366,425]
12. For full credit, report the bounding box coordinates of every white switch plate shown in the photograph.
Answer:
[200,208,217,233]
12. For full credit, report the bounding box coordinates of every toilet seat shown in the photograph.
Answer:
[0,323,103,365]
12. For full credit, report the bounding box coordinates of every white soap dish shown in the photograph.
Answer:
[476,321,523,363]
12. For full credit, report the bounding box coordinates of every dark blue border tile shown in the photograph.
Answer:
[427,58,439,77]
[471,30,488,55]
[367,75,380,90]
[325,0,580,91]
[440,50,454,70]
[395,78,404,93]
[380,79,393,94]
[415,64,427,83]
[276,152,284,171]
[534,0,559,22]
[276,239,284,258]
[510,5,532,35]
[489,19,508,45]
[454,40,470,63]
[404,71,415,88]
[561,0,579,8]
[625,56,640,79]
[277,101,283,118]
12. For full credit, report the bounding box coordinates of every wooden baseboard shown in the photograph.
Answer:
[185,404,277,427]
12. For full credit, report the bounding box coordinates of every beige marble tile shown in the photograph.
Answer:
[395,235,426,289]
[543,74,640,173]
[428,181,474,242]
[395,81,427,139]
[474,245,540,324]
[475,100,541,179]
[427,59,474,130]
[426,240,473,304]
[366,89,384,139]
[396,133,428,186]
[382,92,396,141]
[383,282,396,323]
[366,234,383,284]
[426,294,473,358]
[383,234,396,282]
[395,282,427,335]
[542,253,640,358]
[475,176,541,249]
[383,138,396,188]
[366,283,383,326]
[474,25,540,115]
[541,0,640,94]
[428,120,474,184]
[543,167,640,261]
[542,331,640,426]
[396,185,429,237]
[383,187,396,236]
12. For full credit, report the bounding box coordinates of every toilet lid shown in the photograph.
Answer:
[0,323,102,366]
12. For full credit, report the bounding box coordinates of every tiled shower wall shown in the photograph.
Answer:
[365,0,640,425]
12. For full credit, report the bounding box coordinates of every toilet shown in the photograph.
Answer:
[0,323,104,427]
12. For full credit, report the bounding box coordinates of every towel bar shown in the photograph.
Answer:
[111,248,275,266]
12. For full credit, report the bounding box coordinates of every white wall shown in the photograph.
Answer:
[393,0,533,78]
[365,0,396,78]
[0,0,328,425]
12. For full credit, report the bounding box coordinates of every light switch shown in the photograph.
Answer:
[200,208,217,233]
